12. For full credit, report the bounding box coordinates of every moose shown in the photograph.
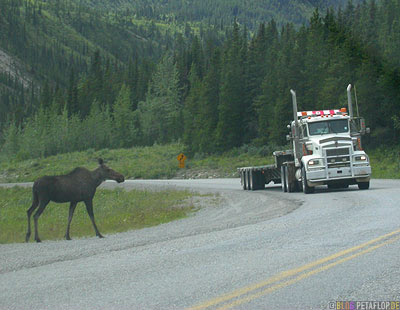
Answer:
[26,158,125,242]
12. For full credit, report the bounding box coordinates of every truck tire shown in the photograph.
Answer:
[246,170,251,190]
[241,171,247,190]
[244,170,250,190]
[358,181,370,190]
[285,166,295,193]
[249,170,256,190]
[257,171,265,190]
[301,167,315,194]
[281,166,287,192]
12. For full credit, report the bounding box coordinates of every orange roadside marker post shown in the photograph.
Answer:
[177,153,187,168]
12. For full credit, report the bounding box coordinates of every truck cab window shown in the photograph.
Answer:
[329,119,349,133]
[308,119,349,136]
[308,121,329,135]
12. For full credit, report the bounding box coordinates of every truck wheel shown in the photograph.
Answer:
[358,181,370,190]
[285,166,295,193]
[250,170,256,190]
[241,171,247,190]
[245,171,251,190]
[301,167,315,194]
[281,166,287,192]
[247,170,252,190]
[257,171,265,190]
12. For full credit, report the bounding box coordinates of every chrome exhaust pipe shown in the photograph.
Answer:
[347,84,354,119]
[290,89,298,127]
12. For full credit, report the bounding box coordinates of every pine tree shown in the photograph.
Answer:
[197,48,221,153]
[113,84,136,148]
[216,22,247,151]
[138,54,181,144]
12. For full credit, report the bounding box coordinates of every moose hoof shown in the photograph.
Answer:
[35,238,42,243]
[65,236,72,241]
[25,234,31,243]
[97,234,104,239]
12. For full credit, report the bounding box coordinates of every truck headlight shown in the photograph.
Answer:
[354,155,367,161]
[353,154,369,166]
[307,158,324,170]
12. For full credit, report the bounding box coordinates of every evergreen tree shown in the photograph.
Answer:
[138,54,181,144]
[216,22,247,151]
[113,84,136,148]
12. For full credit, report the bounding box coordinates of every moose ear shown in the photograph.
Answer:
[98,158,104,165]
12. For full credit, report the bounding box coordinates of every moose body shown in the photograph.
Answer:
[26,159,124,242]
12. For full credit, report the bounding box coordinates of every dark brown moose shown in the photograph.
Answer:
[26,158,125,242]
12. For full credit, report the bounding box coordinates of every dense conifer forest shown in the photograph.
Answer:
[0,0,399,160]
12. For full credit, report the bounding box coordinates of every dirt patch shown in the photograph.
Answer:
[174,168,238,179]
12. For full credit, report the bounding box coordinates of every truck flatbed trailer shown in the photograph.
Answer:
[238,150,294,190]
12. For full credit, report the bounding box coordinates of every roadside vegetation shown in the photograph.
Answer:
[0,143,398,183]
[0,186,198,244]
[0,143,273,183]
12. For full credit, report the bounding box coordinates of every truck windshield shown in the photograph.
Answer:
[308,119,349,136]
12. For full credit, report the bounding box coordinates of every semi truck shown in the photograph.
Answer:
[238,84,371,194]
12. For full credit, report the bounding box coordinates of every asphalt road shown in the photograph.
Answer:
[1,179,400,310]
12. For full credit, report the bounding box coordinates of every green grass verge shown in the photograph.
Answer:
[368,147,400,179]
[0,186,197,244]
[0,144,184,183]
[0,143,398,183]
[0,143,274,182]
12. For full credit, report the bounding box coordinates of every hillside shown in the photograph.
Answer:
[0,0,181,131]
[2,0,400,162]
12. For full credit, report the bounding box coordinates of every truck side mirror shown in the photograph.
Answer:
[286,134,291,141]
[366,127,370,134]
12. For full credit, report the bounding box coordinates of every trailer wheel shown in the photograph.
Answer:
[281,166,287,192]
[358,181,370,190]
[241,171,247,190]
[257,171,265,190]
[249,170,256,190]
[245,171,251,190]
[245,170,251,190]
[301,167,315,194]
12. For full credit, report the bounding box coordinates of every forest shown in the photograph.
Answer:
[1,0,400,160]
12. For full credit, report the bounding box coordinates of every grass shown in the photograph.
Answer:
[368,147,400,179]
[0,143,399,182]
[0,143,274,183]
[0,186,199,244]
[0,144,184,183]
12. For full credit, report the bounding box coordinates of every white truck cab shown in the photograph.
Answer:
[297,110,371,192]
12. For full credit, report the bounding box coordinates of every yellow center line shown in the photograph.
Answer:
[216,235,400,310]
[187,228,400,310]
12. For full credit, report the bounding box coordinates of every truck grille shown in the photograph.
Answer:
[326,148,350,156]
[327,156,351,168]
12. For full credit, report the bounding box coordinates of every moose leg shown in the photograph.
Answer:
[65,202,78,240]
[84,200,104,238]
[33,199,50,243]
[26,194,39,242]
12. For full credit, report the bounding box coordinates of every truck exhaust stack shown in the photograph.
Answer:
[347,84,354,119]
[290,89,298,127]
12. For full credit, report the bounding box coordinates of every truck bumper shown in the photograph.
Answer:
[306,165,371,186]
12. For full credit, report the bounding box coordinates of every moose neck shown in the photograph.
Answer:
[92,167,106,188]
